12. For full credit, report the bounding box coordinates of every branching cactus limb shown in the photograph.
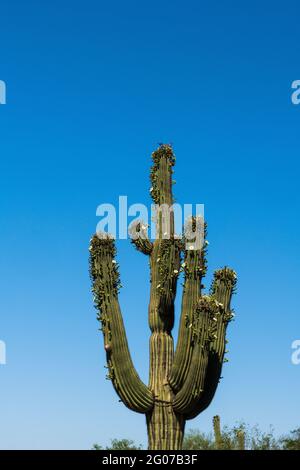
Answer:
[129,221,153,255]
[89,235,154,413]
[89,144,237,450]
[168,219,207,394]
[186,268,237,419]
[172,296,222,415]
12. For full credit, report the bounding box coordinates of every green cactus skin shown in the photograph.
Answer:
[213,415,246,450]
[89,144,237,450]
[213,415,224,450]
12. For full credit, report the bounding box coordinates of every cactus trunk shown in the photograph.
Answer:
[146,332,185,449]
[89,144,237,450]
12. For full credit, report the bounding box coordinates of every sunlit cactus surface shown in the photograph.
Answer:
[89,145,237,450]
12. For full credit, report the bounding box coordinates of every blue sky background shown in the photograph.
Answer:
[0,0,300,449]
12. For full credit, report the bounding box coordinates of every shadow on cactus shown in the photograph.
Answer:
[89,144,237,450]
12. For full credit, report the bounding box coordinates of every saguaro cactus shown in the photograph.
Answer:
[213,415,246,450]
[89,144,237,450]
[213,415,224,450]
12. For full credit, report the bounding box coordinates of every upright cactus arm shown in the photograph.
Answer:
[168,220,207,393]
[150,144,175,206]
[172,296,220,414]
[89,235,154,413]
[185,267,237,419]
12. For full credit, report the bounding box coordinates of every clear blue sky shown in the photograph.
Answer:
[0,0,300,449]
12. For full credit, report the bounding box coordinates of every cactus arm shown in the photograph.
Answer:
[185,267,237,419]
[150,144,175,241]
[172,296,220,414]
[89,234,154,413]
[150,144,175,207]
[129,221,153,255]
[168,219,206,392]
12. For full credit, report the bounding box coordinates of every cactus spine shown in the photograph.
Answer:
[89,145,237,450]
